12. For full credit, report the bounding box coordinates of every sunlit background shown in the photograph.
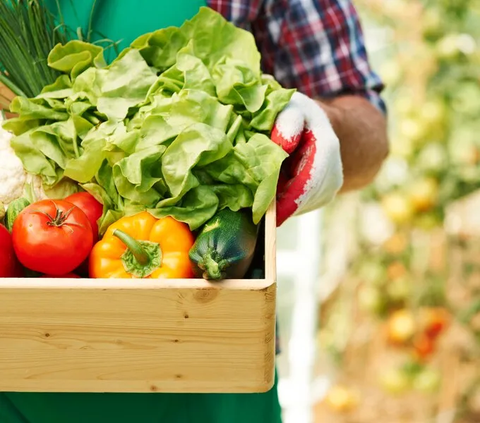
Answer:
[276,1,480,422]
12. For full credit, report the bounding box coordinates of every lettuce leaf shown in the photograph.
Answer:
[48,41,106,78]
[5,7,294,230]
[149,185,219,230]
[160,123,232,201]
[204,134,288,223]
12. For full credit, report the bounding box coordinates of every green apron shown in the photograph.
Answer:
[0,1,282,422]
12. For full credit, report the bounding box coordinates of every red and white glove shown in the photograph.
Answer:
[272,92,344,226]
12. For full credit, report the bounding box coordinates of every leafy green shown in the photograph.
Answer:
[11,129,59,185]
[48,41,106,77]
[5,7,294,231]
[9,97,69,121]
[213,57,267,112]
[211,184,254,211]
[161,123,232,200]
[43,178,80,199]
[204,134,288,222]
[149,185,219,230]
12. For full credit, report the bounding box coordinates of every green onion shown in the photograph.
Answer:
[0,0,68,98]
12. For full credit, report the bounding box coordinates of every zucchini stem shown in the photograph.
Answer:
[201,252,227,280]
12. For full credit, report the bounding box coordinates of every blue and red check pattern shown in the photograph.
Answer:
[208,0,386,113]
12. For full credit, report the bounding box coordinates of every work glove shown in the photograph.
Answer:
[272,92,344,226]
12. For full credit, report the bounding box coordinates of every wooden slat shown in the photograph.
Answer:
[265,201,277,283]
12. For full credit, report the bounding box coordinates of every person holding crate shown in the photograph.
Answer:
[0,0,388,422]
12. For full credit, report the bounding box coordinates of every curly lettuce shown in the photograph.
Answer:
[4,7,294,231]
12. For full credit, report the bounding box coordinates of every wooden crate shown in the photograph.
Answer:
[0,80,15,115]
[0,205,277,394]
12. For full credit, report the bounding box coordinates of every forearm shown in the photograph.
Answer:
[318,95,389,192]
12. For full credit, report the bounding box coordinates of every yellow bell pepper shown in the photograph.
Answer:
[89,212,195,279]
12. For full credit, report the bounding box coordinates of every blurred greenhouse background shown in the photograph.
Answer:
[276,0,480,422]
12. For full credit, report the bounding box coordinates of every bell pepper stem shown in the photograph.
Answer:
[113,229,162,278]
[113,229,149,265]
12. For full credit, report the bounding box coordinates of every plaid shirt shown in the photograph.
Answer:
[208,0,386,113]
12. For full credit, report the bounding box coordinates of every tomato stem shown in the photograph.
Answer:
[30,202,79,228]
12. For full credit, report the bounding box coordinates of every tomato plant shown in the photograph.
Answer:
[65,192,103,241]
[0,224,22,277]
[12,200,93,276]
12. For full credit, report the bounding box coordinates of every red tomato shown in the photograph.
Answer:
[420,307,450,339]
[12,200,93,276]
[0,224,23,277]
[41,273,80,278]
[65,192,103,276]
[413,333,436,361]
[65,192,103,241]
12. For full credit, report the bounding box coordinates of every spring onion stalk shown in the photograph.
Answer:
[0,0,68,99]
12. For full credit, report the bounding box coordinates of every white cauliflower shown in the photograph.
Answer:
[0,113,45,208]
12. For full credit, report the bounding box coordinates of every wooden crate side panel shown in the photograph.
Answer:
[265,202,277,283]
[0,281,276,393]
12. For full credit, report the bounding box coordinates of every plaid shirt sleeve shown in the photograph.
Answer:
[208,0,386,114]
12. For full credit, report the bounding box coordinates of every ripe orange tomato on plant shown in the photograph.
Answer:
[420,307,450,339]
[12,200,93,276]
[413,333,436,361]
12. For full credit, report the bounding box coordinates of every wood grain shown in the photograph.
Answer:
[265,201,277,283]
[0,81,15,116]
[0,205,277,393]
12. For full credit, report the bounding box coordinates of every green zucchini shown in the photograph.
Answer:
[5,197,30,231]
[189,208,259,280]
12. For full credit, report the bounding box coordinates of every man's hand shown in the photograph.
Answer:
[272,92,389,226]
[272,92,343,226]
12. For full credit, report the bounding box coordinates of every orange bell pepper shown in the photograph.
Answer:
[89,212,195,279]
